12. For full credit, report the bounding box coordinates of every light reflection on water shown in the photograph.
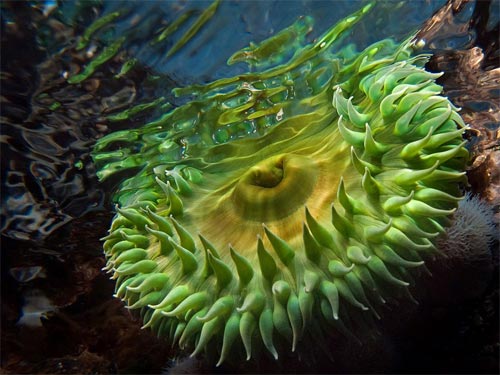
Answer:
[93,1,449,81]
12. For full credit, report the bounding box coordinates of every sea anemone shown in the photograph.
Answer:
[93,3,468,365]
[438,193,497,264]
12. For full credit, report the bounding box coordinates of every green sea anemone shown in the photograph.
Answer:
[93,3,468,365]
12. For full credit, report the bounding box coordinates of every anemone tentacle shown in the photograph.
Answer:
[93,3,468,365]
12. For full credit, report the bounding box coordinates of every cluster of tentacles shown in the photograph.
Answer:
[92,3,468,366]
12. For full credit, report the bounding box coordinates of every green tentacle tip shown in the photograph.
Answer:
[94,2,468,366]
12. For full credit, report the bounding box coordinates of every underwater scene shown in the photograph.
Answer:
[1,0,499,374]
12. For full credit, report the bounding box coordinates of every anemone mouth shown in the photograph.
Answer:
[233,154,318,221]
[94,3,469,367]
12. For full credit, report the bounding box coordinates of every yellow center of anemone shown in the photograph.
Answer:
[232,154,318,221]
[180,121,353,256]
